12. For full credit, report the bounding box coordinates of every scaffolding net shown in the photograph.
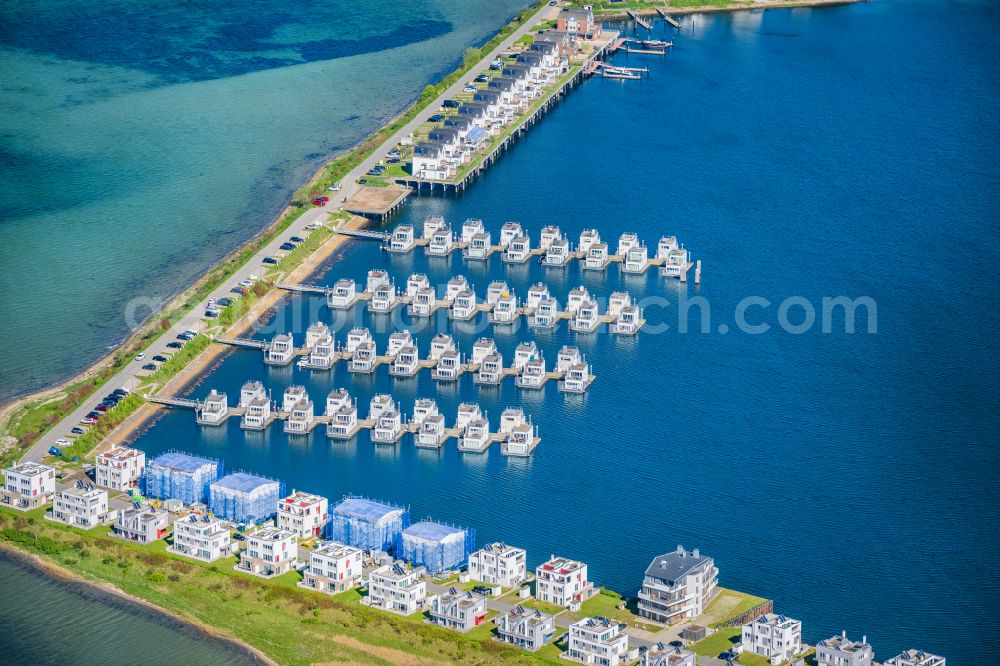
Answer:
[397,521,476,574]
[209,472,284,524]
[144,451,221,505]
[330,496,409,553]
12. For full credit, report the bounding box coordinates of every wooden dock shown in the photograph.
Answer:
[656,8,682,29]
[626,9,652,30]
[342,186,411,220]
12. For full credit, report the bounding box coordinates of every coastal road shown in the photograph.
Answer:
[22,2,558,464]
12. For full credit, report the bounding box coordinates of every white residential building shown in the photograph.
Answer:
[741,613,803,665]
[637,546,719,624]
[428,587,488,632]
[48,484,111,528]
[2,461,55,510]
[299,541,363,594]
[413,142,452,180]
[95,446,146,491]
[112,506,168,544]
[276,490,328,538]
[535,555,594,608]
[237,526,298,578]
[566,616,630,666]
[169,515,233,562]
[496,605,555,652]
[642,643,697,666]
[364,563,427,616]
[816,631,874,666]
[884,650,946,666]
[468,542,527,588]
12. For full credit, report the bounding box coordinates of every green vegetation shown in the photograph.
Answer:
[53,393,146,463]
[699,587,770,627]
[691,626,773,666]
[0,508,566,665]
[146,335,212,386]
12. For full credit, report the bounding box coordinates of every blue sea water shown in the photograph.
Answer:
[126,1,1000,663]
[0,0,528,401]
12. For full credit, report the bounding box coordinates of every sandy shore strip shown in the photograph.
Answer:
[0,542,276,665]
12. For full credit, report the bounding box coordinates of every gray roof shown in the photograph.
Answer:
[645,549,712,584]
[414,142,444,157]
[502,65,530,79]
[428,127,459,144]
[473,90,501,104]
[458,103,487,117]
[516,53,543,67]
[444,115,473,130]
[489,77,516,91]
[530,41,557,55]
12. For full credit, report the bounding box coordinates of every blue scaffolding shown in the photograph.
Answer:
[397,520,476,574]
[144,451,221,505]
[330,496,409,553]
[209,471,284,524]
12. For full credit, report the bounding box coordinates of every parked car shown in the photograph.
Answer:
[152,355,168,363]
[289,236,304,243]
[387,157,400,164]
[231,286,247,295]
[217,297,232,307]
[358,178,367,185]
[262,257,278,265]
[474,74,488,82]
[55,438,71,447]
[134,352,145,361]
[205,309,219,318]
[239,280,252,288]
[443,99,460,108]
[312,198,326,206]
[71,427,86,435]
[142,363,158,371]
[429,113,444,122]
[328,183,342,191]
[80,417,97,425]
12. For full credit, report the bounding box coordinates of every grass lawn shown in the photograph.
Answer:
[698,587,769,627]
[569,588,659,631]
[691,626,772,666]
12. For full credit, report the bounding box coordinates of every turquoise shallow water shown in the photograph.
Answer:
[129,1,999,663]
[0,0,527,402]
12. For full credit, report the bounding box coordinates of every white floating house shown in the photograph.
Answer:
[570,298,601,333]
[284,399,314,435]
[350,340,378,373]
[542,237,571,267]
[617,232,639,257]
[445,275,470,303]
[460,414,491,452]
[503,422,538,456]
[241,396,273,430]
[366,269,390,295]
[487,280,510,305]
[326,390,359,439]
[368,281,398,313]
[514,341,540,370]
[387,330,413,358]
[531,295,560,328]
[464,231,493,260]
[613,304,645,335]
[559,362,594,394]
[239,380,265,407]
[327,278,358,309]
[503,233,532,263]
[475,353,504,385]
[409,287,437,317]
[196,390,229,425]
[539,225,563,250]
[472,337,497,364]
[556,346,582,373]
[455,402,482,430]
[623,242,650,274]
[430,333,456,360]
[299,333,336,369]
[422,215,446,240]
[608,291,633,318]
[412,398,439,426]
[265,332,295,366]
[657,235,678,259]
[305,322,330,349]
[390,345,419,377]
[449,289,478,321]
[282,385,307,413]
[526,282,551,309]
[584,241,610,270]
[500,407,527,434]
[500,221,522,247]
[372,404,405,444]
[516,356,547,389]
[346,327,373,353]
[578,228,600,253]
[387,223,416,253]
[416,413,447,448]
[567,286,591,313]
[461,218,485,244]
[432,349,464,381]
[369,394,396,421]
[662,247,690,279]
[428,224,456,256]
[406,273,430,298]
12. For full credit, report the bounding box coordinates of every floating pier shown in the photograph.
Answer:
[656,8,682,29]
[626,9,652,30]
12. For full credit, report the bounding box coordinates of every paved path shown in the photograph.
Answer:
[23,2,557,465]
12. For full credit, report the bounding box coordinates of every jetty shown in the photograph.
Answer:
[656,8,683,29]
[342,186,411,221]
[626,9,652,30]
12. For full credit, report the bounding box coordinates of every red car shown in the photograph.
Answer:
[312,199,327,206]
[318,196,329,201]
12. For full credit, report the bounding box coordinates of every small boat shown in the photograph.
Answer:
[641,39,673,49]
[601,66,642,80]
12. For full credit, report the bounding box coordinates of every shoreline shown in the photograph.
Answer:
[0,542,276,665]
[596,0,862,20]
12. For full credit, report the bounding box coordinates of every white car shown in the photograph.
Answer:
[239,279,252,288]
[329,183,342,191]
[135,353,145,361]
[55,438,71,447]
[207,297,217,305]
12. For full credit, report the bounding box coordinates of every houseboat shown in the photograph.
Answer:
[387,224,416,253]
[500,407,526,434]
[305,322,330,349]
[622,242,650,274]
[607,292,632,318]
[422,215,446,240]
[415,414,447,448]
[513,341,540,370]
[265,333,295,366]
[409,287,438,317]
[196,390,228,425]
[516,356,547,389]
[583,242,610,270]
[455,403,483,430]
[486,280,510,305]
[566,286,592,313]
[617,232,639,258]
[327,278,358,309]
[349,341,378,373]
[389,345,420,377]
[371,405,405,443]
[325,388,352,417]
[613,304,645,335]
[298,332,337,369]
[412,398,439,426]
[345,327,373,354]
[284,399,315,435]
[531,296,560,328]
[503,234,532,264]
[241,396,273,430]
[459,416,491,453]
[430,333,456,360]
[578,229,600,253]
[449,290,478,321]
[499,221,522,247]
[502,422,538,456]
[657,235,678,259]
[369,281,398,313]
[472,337,497,365]
[490,292,520,324]
[366,269,391,295]
[240,381,265,407]
[475,353,505,385]
[461,218,485,244]
[559,362,594,393]
[428,224,456,256]
[541,237,571,267]
[570,298,601,333]
[525,283,551,309]
[556,346,583,373]
[387,330,413,358]
[282,385,308,412]
[406,273,431,298]
[369,394,395,420]
[464,231,493,260]
[661,248,690,278]
[539,225,563,251]
[432,349,464,381]
[445,275,470,303]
